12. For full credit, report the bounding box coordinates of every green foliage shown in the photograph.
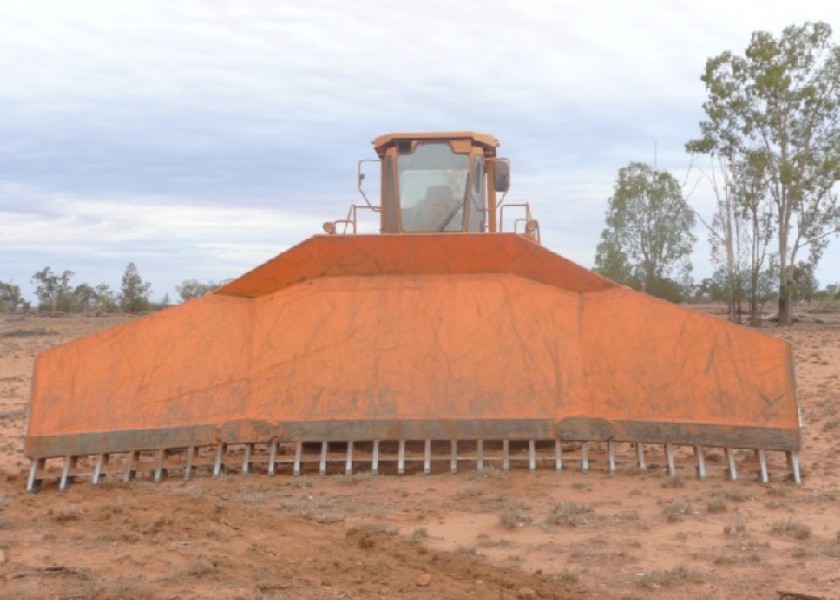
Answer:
[690,22,840,324]
[119,263,152,313]
[594,162,696,301]
[790,261,819,302]
[176,279,223,302]
[0,281,24,313]
[30,266,75,313]
[94,284,119,312]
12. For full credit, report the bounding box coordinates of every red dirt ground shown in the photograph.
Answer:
[1,313,838,599]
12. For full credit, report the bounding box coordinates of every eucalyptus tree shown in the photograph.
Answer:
[594,162,696,301]
[689,22,840,324]
[31,267,75,313]
[120,263,152,313]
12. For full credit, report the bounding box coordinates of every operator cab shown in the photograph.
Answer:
[372,132,509,234]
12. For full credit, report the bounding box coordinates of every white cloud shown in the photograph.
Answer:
[1,0,839,296]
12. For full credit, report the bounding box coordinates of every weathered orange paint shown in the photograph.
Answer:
[25,234,799,458]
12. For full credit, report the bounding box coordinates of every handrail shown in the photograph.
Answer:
[325,203,381,235]
[499,202,541,244]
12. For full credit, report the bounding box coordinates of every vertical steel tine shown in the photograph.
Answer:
[607,441,616,474]
[476,440,484,471]
[372,441,379,475]
[184,447,195,481]
[581,442,589,473]
[92,454,107,485]
[502,439,510,471]
[528,440,536,471]
[293,442,303,476]
[242,443,253,475]
[787,451,801,485]
[423,440,431,474]
[725,448,738,481]
[59,455,75,491]
[345,441,354,475]
[398,440,405,475]
[27,458,44,493]
[694,446,706,480]
[123,451,137,484]
[758,449,769,483]
[636,443,646,470]
[213,444,225,478]
[665,444,675,476]
[268,440,278,476]
[450,440,458,474]
[555,439,563,471]
[319,441,328,476]
[154,449,166,483]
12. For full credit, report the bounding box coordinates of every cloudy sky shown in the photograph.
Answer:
[2,1,840,301]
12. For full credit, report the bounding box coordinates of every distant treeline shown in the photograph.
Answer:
[0,264,227,314]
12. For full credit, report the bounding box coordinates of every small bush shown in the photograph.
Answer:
[498,500,529,529]
[771,518,811,540]
[638,566,704,589]
[661,499,692,523]
[660,475,685,488]
[723,518,746,536]
[706,496,727,513]
[546,501,594,527]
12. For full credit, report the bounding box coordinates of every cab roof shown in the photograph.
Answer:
[372,132,499,158]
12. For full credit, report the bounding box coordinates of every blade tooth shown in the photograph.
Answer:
[319,442,328,476]
[27,458,45,493]
[123,450,138,484]
[92,454,105,485]
[345,441,354,475]
[371,441,379,475]
[214,444,226,478]
[636,443,646,470]
[787,451,801,485]
[184,447,195,482]
[59,455,76,491]
[758,449,769,483]
[528,440,536,471]
[580,442,589,473]
[293,442,303,476]
[154,449,166,483]
[664,444,676,476]
[725,448,738,481]
[695,445,707,480]
[268,440,278,476]
[242,443,253,475]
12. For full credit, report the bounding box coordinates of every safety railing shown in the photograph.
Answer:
[499,202,541,244]
[323,203,381,235]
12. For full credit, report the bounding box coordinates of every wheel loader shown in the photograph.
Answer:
[24,132,802,491]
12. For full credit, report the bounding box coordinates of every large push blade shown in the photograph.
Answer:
[24,234,801,489]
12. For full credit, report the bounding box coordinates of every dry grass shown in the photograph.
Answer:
[49,504,83,523]
[771,518,812,540]
[723,517,747,536]
[660,475,685,488]
[498,500,529,529]
[545,501,594,527]
[660,499,692,523]
[638,566,704,589]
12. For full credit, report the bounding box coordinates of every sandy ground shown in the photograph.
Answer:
[0,313,838,600]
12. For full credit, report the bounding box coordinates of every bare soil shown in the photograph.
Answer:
[1,313,838,600]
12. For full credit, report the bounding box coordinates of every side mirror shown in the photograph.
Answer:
[494,160,510,193]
